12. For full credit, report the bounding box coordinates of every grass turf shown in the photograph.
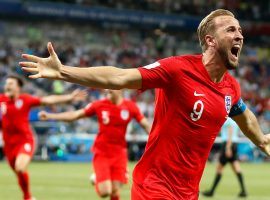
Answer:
[0,161,269,200]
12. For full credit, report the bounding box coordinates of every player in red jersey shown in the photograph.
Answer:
[38,89,150,200]
[20,9,270,200]
[0,75,86,200]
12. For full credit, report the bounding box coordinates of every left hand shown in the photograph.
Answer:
[71,89,87,102]
[259,134,270,156]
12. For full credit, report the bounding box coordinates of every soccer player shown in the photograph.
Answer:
[38,89,150,200]
[20,9,270,200]
[202,118,247,197]
[0,75,86,200]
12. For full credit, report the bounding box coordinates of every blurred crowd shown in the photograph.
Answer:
[0,17,269,134]
[27,0,270,21]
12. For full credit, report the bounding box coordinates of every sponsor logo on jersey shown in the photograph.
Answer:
[120,110,129,120]
[225,95,232,114]
[0,103,7,115]
[15,99,23,109]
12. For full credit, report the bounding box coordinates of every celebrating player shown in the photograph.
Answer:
[203,118,247,197]
[38,89,150,200]
[20,9,270,200]
[0,75,86,200]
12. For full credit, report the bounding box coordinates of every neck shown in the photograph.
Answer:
[110,96,123,105]
[202,49,227,83]
[6,92,20,99]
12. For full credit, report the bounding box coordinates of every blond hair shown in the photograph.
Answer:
[197,9,234,52]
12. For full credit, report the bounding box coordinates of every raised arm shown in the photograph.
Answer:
[41,89,87,105]
[232,108,270,155]
[20,42,142,90]
[39,109,86,122]
[139,117,151,134]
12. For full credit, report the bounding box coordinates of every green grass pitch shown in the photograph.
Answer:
[0,161,269,200]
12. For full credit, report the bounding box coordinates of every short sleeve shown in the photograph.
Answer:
[130,101,144,122]
[229,79,246,117]
[84,102,97,117]
[28,95,42,107]
[138,57,181,90]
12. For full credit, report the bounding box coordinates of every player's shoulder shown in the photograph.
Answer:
[122,99,138,112]
[122,99,136,106]
[20,93,38,100]
[225,72,241,92]
[92,98,110,107]
[153,54,202,74]
[171,54,203,70]
[225,72,238,83]
[20,93,32,99]
[161,54,201,64]
[174,54,202,61]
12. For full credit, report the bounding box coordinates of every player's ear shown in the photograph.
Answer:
[205,34,216,48]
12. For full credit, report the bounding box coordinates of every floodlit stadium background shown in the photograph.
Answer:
[0,0,269,199]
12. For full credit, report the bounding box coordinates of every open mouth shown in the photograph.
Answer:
[230,45,240,59]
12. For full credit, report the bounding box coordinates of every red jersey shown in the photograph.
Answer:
[134,55,241,199]
[0,94,41,146]
[84,99,144,153]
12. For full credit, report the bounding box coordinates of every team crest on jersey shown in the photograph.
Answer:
[225,95,232,114]
[120,110,129,120]
[0,103,7,115]
[15,99,23,109]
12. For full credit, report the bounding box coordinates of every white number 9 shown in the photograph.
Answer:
[190,100,204,121]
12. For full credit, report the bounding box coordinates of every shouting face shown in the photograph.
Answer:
[212,16,244,69]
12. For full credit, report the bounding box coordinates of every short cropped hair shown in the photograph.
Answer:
[7,75,24,88]
[197,9,234,52]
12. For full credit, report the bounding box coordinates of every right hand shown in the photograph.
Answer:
[38,111,50,121]
[20,42,62,79]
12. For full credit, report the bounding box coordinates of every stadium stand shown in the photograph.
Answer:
[26,0,270,21]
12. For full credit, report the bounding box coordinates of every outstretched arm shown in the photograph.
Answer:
[20,42,142,90]
[139,117,151,134]
[40,89,87,105]
[39,109,86,122]
[232,108,270,156]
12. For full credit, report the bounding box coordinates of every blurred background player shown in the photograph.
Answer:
[0,75,86,200]
[38,89,151,200]
[202,117,247,198]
